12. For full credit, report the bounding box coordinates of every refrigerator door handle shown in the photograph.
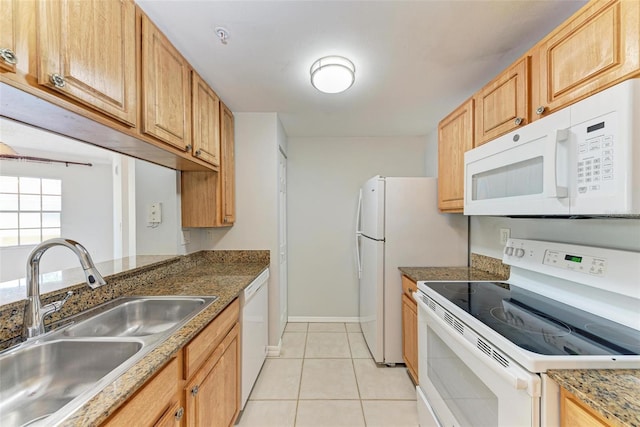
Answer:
[356,189,363,234]
[355,189,363,279]
[355,233,362,279]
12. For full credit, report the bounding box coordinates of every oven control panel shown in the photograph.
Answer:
[542,250,606,276]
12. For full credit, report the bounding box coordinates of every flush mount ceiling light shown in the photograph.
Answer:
[310,56,355,94]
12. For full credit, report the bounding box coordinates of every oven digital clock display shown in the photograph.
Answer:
[564,254,583,263]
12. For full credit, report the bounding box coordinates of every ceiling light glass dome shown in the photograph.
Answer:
[310,56,355,94]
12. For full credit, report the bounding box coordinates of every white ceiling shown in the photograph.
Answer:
[137,0,587,138]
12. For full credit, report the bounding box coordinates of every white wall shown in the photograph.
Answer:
[424,129,438,177]
[135,159,182,255]
[0,159,113,281]
[471,216,640,259]
[287,136,427,319]
[203,113,285,347]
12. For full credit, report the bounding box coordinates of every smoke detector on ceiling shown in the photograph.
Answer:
[215,27,229,45]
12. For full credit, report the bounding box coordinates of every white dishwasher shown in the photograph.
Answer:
[240,268,269,409]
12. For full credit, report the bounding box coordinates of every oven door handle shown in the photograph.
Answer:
[416,293,540,396]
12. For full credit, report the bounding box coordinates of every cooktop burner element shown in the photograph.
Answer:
[424,281,640,356]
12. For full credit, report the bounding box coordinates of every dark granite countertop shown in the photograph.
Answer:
[398,266,507,282]
[548,369,640,427]
[0,251,269,427]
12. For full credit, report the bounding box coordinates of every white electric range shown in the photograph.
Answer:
[414,238,640,427]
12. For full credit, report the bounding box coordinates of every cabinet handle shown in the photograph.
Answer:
[514,117,523,126]
[175,407,184,421]
[0,48,17,65]
[50,73,66,88]
[191,385,199,396]
[195,149,202,156]
[535,106,546,115]
[184,144,192,152]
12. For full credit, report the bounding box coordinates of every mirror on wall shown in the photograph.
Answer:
[0,117,183,284]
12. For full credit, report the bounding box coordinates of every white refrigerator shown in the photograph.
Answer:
[356,176,468,364]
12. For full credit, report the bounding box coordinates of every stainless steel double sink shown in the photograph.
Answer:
[0,296,218,427]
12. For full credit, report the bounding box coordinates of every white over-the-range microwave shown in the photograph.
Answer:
[464,78,640,216]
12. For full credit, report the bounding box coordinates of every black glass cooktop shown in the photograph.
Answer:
[424,281,640,356]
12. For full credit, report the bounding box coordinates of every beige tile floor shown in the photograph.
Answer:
[236,322,418,427]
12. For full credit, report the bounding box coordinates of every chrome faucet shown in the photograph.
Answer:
[23,238,107,340]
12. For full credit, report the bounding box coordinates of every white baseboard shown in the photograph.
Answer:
[287,316,360,323]
[267,338,282,357]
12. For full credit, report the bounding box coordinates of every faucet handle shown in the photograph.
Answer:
[42,291,73,317]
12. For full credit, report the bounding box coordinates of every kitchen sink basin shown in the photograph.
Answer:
[62,296,215,338]
[0,295,217,426]
[0,339,142,426]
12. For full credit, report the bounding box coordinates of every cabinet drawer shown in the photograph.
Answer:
[184,298,239,379]
[402,275,418,299]
[103,355,181,426]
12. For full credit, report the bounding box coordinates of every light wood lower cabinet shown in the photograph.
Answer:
[437,98,474,213]
[101,299,240,427]
[560,387,616,427]
[401,275,418,384]
[185,323,240,427]
[102,355,183,427]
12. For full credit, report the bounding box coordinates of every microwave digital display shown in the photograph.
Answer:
[587,122,605,133]
[564,254,583,263]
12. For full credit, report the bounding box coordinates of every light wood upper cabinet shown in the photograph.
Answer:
[219,102,236,226]
[438,98,474,213]
[0,0,17,73]
[192,71,221,168]
[475,57,530,146]
[181,103,235,228]
[401,275,418,385]
[141,13,192,151]
[532,0,640,119]
[37,0,137,126]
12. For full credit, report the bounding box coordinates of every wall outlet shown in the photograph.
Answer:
[147,202,162,224]
[499,228,511,245]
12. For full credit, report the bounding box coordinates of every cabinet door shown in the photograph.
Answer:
[402,293,418,385]
[533,0,640,119]
[475,57,529,146]
[219,102,236,226]
[37,0,136,126]
[560,388,612,427]
[141,13,192,151]
[438,98,474,213]
[192,72,221,168]
[0,0,17,73]
[103,356,181,427]
[154,401,185,427]
[186,324,240,427]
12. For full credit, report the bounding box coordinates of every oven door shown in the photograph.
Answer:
[416,292,541,427]
[464,107,572,216]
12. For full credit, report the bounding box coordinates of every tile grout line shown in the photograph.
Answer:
[293,327,308,426]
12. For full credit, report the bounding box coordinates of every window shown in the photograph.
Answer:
[0,176,62,247]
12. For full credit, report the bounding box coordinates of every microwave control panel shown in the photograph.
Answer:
[574,111,617,196]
